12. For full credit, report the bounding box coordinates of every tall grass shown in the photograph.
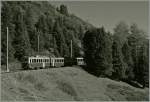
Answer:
[56,80,81,100]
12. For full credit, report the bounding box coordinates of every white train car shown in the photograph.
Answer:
[28,55,64,69]
[76,57,85,66]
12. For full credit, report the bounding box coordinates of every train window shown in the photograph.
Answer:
[32,59,34,63]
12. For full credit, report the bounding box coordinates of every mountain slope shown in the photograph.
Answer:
[2,67,149,101]
[1,1,94,65]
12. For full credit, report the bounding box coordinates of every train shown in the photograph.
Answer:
[24,55,85,69]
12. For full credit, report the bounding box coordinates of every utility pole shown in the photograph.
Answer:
[49,33,51,68]
[37,33,40,53]
[53,33,55,55]
[6,27,9,72]
[71,40,72,58]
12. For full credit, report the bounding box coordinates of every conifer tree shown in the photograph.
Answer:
[60,4,69,16]
[83,27,112,77]
[12,7,30,62]
[136,43,149,87]
[112,41,126,79]
[122,42,134,80]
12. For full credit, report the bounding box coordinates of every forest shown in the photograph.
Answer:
[1,1,93,64]
[83,23,149,87]
[1,1,149,88]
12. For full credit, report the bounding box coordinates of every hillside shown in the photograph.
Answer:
[2,67,149,101]
[1,1,94,65]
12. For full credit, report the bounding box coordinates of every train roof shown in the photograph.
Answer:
[76,57,84,59]
[29,55,49,59]
[29,55,64,59]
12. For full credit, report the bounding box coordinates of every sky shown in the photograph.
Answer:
[50,1,148,33]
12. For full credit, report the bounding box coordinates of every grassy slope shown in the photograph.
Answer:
[1,67,149,101]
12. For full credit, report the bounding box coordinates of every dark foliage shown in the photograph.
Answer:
[83,27,113,77]
[83,22,149,87]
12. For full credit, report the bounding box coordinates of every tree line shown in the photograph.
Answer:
[83,22,149,88]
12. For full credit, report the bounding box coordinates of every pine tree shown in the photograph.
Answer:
[112,41,126,79]
[136,43,149,88]
[12,6,31,62]
[59,4,69,16]
[83,27,113,77]
[113,21,129,46]
[122,41,134,80]
[1,2,15,64]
